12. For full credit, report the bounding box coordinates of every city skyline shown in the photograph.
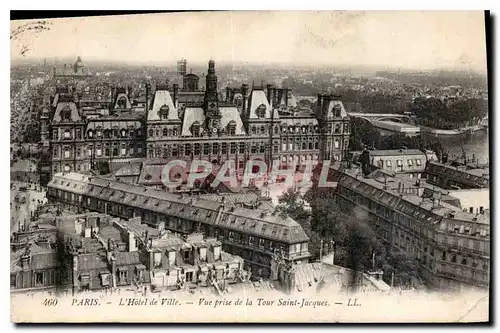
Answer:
[11,11,488,73]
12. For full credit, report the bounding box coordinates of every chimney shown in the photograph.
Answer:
[21,254,30,269]
[128,231,137,252]
[173,84,179,107]
[111,253,117,288]
[241,84,248,115]
[283,88,288,106]
[317,94,323,118]
[266,84,273,104]
[272,87,278,107]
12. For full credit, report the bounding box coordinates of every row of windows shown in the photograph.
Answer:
[53,144,143,159]
[148,142,256,157]
[377,158,423,169]
[50,189,301,260]
[335,190,490,283]
[53,163,90,174]
[148,127,180,138]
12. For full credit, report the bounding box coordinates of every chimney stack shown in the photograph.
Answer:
[173,84,179,107]
[266,84,273,104]
[283,88,288,107]
[241,84,249,116]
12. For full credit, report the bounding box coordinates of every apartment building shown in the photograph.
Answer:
[333,167,489,291]
[47,172,311,278]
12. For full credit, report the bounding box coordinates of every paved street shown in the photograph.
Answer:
[11,180,47,234]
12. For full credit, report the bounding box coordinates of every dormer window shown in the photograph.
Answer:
[256,104,266,118]
[213,246,221,261]
[159,104,169,120]
[191,122,200,137]
[117,96,127,109]
[227,121,236,135]
[61,107,71,121]
[334,105,342,117]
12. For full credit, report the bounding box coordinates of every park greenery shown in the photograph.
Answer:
[410,97,488,130]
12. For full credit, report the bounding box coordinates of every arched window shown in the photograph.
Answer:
[163,128,168,137]
[191,122,200,137]
[103,129,111,138]
[251,126,257,135]
[256,104,266,118]
[87,129,93,138]
[227,121,237,136]
[117,96,127,109]
[120,128,127,137]
[302,142,306,150]
[64,164,71,172]
[274,126,279,134]
[148,129,154,137]
[334,124,341,133]
[260,126,265,134]
[61,107,71,121]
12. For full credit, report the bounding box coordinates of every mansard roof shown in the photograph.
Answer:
[48,173,310,244]
[148,89,179,122]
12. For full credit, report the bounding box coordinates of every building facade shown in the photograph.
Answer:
[352,149,438,179]
[44,60,351,180]
[333,168,490,291]
[47,172,312,278]
[424,161,490,190]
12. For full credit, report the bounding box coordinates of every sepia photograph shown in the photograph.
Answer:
[9,10,490,323]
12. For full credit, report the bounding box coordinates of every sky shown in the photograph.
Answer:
[10,11,488,72]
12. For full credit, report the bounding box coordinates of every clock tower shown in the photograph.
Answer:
[204,60,221,135]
